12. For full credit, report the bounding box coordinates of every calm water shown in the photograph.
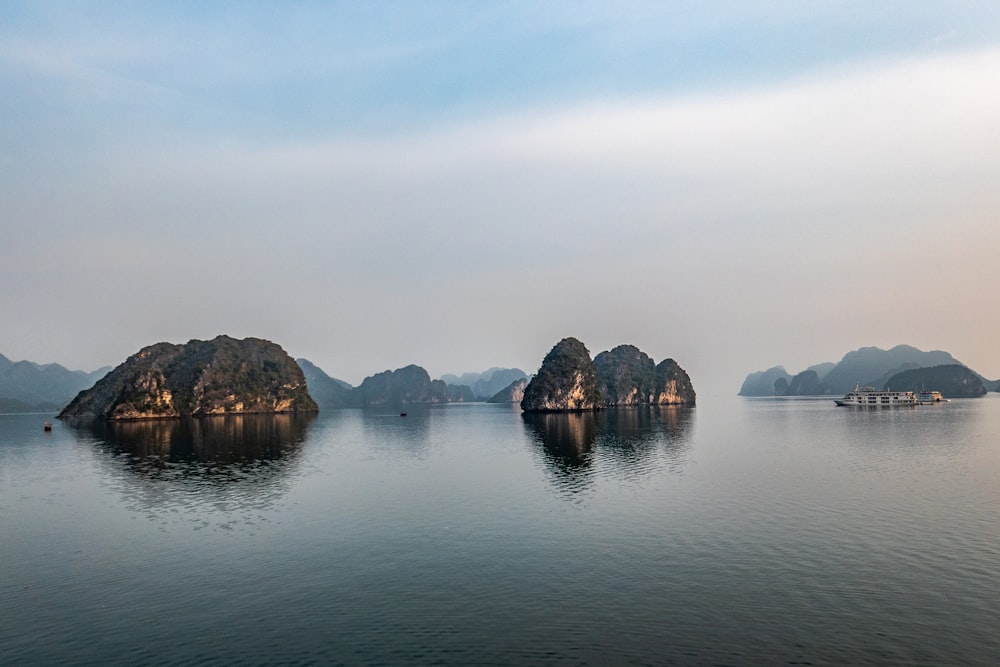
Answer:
[2,395,999,665]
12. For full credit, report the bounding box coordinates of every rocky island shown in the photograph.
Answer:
[58,335,317,420]
[521,338,695,412]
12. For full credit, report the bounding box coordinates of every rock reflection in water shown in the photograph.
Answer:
[599,406,693,476]
[86,413,314,465]
[523,407,693,493]
[522,412,599,494]
[68,414,316,533]
[360,406,433,457]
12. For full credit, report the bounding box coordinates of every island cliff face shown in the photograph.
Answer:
[521,338,695,412]
[58,336,317,420]
[520,338,602,412]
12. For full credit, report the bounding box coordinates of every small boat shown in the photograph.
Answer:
[835,386,917,407]
[917,390,949,404]
[400,412,407,417]
[43,422,52,431]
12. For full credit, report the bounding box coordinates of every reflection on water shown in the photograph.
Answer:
[359,406,433,457]
[600,406,693,476]
[85,413,315,464]
[522,407,694,494]
[66,414,316,533]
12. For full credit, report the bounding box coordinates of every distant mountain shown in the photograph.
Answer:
[296,359,353,409]
[440,368,529,400]
[351,365,450,407]
[821,345,960,394]
[447,384,476,402]
[59,336,317,420]
[806,362,836,380]
[740,345,968,396]
[0,353,110,413]
[883,364,986,398]
[487,378,527,404]
[738,366,793,397]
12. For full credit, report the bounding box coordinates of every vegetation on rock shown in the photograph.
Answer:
[593,345,656,406]
[521,338,602,412]
[522,338,695,412]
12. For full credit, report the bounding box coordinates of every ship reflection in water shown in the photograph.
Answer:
[521,407,693,494]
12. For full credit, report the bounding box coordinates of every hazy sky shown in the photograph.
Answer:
[3,1,1000,394]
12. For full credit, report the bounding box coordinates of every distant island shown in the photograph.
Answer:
[884,364,986,398]
[740,345,995,398]
[0,353,109,413]
[521,337,695,412]
[296,360,529,409]
[58,336,317,420]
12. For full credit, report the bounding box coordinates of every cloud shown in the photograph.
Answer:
[3,45,1000,386]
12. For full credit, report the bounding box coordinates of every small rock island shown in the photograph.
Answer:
[58,335,318,420]
[521,337,695,412]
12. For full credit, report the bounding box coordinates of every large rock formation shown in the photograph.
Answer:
[593,345,656,406]
[652,358,696,405]
[521,338,695,412]
[520,338,602,412]
[883,364,987,398]
[58,336,317,420]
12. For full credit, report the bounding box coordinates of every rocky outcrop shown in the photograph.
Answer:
[487,378,528,403]
[521,338,695,412]
[593,345,656,406]
[520,338,602,412]
[58,336,317,420]
[652,358,696,405]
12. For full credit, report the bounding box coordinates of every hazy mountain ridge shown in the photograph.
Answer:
[298,361,530,408]
[739,345,991,396]
[0,352,110,413]
[883,364,986,398]
[440,367,529,400]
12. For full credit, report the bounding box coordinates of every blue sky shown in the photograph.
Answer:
[3,2,1000,392]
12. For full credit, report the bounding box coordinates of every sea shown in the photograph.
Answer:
[2,393,999,665]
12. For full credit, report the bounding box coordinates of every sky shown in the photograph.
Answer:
[3,1,1000,395]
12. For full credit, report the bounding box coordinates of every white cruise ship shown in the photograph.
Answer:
[834,386,918,407]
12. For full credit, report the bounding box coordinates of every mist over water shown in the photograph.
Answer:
[2,397,999,664]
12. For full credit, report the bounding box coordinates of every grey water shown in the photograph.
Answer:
[2,395,999,665]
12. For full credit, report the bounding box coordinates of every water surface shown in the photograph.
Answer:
[2,397,998,664]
